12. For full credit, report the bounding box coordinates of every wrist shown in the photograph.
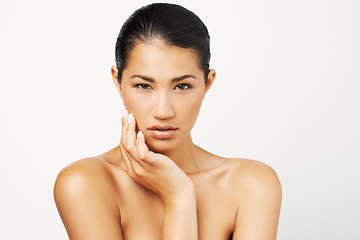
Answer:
[163,181,196,208]
[162,182,198,240]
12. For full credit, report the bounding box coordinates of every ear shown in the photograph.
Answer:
[111,65,123,98]
[205,69,216,93]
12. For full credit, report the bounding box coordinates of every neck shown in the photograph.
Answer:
[159,135,202,174]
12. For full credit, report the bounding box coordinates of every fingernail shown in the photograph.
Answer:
[121,108,126,118]
[137,131,143,138]
[122,108,129,118]
[127,113,133,123]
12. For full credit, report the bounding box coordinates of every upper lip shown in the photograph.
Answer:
[148,125,177,130]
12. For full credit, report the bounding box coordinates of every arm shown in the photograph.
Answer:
[232,163,282,240]
[162,183,198,240]
[54,159,123,240]
[120,111,198,240]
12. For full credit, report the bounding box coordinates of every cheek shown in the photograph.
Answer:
[122,91,151,127]
[178,93,205,124]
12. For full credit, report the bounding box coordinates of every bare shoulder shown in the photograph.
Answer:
[54,157,113,196]
[54,157,123,239]
[225,158,282,238]
[53,157,119,211]
[225,158,282,198]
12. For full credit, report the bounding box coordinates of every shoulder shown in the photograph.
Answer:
[54,157,123,238]
[54,157,110,190]
[226,158,282,200]
[54,157,117,207]
[226,158,282,238]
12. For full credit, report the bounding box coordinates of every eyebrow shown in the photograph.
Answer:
[130,74,197,82]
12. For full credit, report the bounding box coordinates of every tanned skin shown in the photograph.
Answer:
[54,42,282,240]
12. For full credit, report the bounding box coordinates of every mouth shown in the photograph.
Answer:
[147,125,178,139]
[149,125,177,130]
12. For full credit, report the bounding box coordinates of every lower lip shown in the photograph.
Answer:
[148,129,177,139]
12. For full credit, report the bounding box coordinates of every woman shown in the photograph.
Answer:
[54,3,282,240]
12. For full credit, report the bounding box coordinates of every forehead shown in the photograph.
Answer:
[122,42,203,80]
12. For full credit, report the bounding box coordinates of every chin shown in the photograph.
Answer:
[145,138,179,154]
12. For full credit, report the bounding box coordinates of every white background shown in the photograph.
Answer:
[1,0,359,239]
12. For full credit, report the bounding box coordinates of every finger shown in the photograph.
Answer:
[120,109,132,171]
[126,114,148,170]
[120,111,143,178]
[121,108,129,145]
[121,111,142,176]
[124,149,143,177]
[135,131,159,166]
[121,111,144,175]
[121,108,128,122]
[122,144,145,177]
[125,113,139,158]
[135,131,148,163]
[119,139,133,173]
[135,131,150,164]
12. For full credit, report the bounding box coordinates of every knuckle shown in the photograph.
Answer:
[138,153,145,161]
[125,145,133,154]
[140,151,151,161]
[132,165,142,175]
[125,122,131,130]
[127,170,136,179]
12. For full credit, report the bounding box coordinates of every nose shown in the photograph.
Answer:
[152,91,175,120]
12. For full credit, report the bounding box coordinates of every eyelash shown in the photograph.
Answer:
[135,83,152,90]
[134,83,192,91]
[174,84,192,91]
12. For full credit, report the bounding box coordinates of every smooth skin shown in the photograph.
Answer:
[54,41,282,240]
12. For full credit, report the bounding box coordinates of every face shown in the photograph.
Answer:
[112,42,215,153]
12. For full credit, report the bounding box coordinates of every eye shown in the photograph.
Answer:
[135,83,152,90]
[174,84,191,91]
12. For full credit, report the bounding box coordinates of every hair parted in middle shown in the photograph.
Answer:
[115,3,211,83]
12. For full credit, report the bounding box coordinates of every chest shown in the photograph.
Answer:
[118,177,237,240]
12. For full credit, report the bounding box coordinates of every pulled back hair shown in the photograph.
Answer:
[115,3,211,83]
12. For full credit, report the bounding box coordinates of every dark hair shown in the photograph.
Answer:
[115,3,210,83]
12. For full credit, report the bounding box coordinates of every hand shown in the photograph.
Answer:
[119,110,194,204]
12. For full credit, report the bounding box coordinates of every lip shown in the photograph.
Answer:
[147,125,178,139]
